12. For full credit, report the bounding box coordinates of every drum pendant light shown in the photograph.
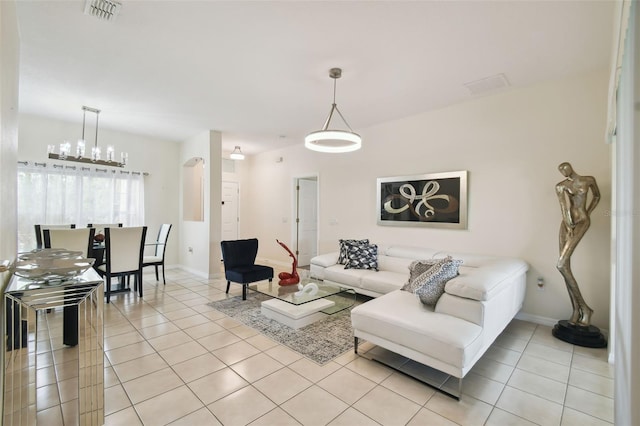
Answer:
[305,68,362,153]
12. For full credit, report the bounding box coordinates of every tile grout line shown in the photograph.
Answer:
[98,271,615,426]
[482,323,539,425]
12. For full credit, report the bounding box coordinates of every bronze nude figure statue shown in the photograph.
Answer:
[552,162,606,347]
[555,162,600,327]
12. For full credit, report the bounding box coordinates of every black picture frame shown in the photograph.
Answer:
[376,171,468,229]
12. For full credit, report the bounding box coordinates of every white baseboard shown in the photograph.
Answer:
[515,312,558,327]
[171,263,615,343]
[172,259,288,281]
[175,265,209,279]
[255,257,291,269]
[515,312,611,340]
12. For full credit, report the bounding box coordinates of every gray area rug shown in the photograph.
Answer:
[208,292,359,365]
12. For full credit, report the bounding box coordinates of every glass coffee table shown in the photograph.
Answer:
[248,279,356,329]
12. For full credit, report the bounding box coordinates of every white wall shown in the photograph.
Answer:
[179,130,222,278]
[17,114,181,266]
[243,70,612,328]
[0,0,19,266]
[1,2,20,417]
[208,133,222,278]
[180,131,211,276]
[0,0,19,265]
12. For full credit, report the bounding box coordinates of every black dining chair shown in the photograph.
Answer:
[221,238,274,300]
[143,224,172,285]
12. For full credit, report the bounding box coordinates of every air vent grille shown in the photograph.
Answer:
[84,0,122,21]
[463,73,510,96]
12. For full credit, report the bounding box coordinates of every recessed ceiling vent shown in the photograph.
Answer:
[463,73,510,96]
[84,0,122,21]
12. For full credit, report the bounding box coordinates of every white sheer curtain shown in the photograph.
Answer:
[17,162,145,251]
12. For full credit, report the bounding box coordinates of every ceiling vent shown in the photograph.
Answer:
[84,0,122,21]
[463,73,510,96]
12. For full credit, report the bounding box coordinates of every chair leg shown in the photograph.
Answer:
[162,264,166,285]
[226,281,231,294]
[106,276,111,304]
[242,284,247,300]
[138,271,143,297]
[154,265,159,281]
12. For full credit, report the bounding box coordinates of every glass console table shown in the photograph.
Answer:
[4,268,104,425]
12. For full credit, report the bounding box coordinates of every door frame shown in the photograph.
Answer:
[291,173,320,266]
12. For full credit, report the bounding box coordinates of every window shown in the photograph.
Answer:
[17,163,145,251]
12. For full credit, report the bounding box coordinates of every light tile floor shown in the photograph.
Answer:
[38,269,614,425]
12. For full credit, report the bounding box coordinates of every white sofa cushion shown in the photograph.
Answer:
[385,246,440,260]
[351,290,483,369]
[323,265,370,289]
[312,246,528,302]
[311,252,339,268]
[443,259,529,301]
[310,252,339,280]
[376,255,413,274]
[360,271,407,294]
[435,293,485,326]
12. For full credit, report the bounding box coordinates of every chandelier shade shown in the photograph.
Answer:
[304,130,361,153]
[305,68,361,153]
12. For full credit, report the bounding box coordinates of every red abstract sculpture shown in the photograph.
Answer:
[276,239,300,286]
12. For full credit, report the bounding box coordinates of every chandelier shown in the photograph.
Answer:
[47,106,127,168]
[305,68,362,153]
[230,146,245,160]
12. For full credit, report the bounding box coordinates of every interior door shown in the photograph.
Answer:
[296,177,318,266]
[221,181,239,241]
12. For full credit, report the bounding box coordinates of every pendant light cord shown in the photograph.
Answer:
[95,111,99,149]
[82,108,86,140]
[333,77,337,105]
[81,106,101,149]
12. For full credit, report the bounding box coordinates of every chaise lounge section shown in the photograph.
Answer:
[310,245,528,397]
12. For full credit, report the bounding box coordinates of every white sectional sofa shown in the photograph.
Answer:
[310,245,528,395]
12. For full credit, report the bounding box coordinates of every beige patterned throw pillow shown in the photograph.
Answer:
[401,258,443,293]
[414,257,463,306]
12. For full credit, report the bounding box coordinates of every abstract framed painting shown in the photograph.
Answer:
[376,171,468,229]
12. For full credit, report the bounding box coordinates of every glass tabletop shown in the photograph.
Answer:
[7,267,103,294]
[248,278,350,306]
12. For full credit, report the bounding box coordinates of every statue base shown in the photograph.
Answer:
[552,320,607,348]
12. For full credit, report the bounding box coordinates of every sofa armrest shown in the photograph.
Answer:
[311,252,339,267]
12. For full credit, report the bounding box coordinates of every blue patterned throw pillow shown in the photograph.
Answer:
[413,257,463,306]
[338,239,369,265]
[344,243,378,270]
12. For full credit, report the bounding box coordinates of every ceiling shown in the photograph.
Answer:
[15,1,614,155]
